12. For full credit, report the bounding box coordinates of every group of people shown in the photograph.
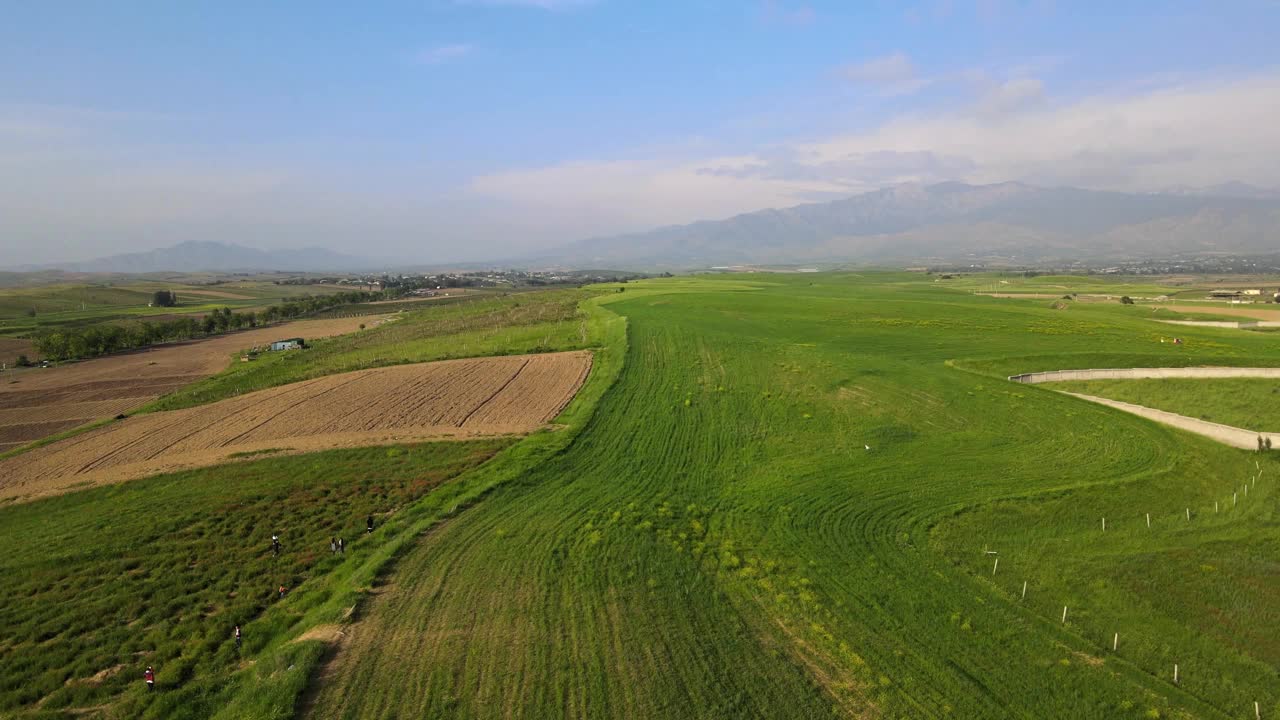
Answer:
[145,517,379,693]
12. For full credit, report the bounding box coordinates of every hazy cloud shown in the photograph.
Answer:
[840,53,930,96]
[415,44,474,65]
[466,72,1280,234]
[758,0,816,26]
[976,77,1046,115]
[698,150,976,187]
[456,0,596,9]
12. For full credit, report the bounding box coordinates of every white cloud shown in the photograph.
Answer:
[415,44,474,65]
[840,52,931,96]
[465,71,1280,236]
[976,77,1045,116]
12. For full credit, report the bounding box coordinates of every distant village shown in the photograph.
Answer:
[273,268,652,292]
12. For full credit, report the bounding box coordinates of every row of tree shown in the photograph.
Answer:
[32,290,388,361]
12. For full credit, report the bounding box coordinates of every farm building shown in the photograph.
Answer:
[269,338,306,351]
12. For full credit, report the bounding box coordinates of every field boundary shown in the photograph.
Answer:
[208,293,629,719]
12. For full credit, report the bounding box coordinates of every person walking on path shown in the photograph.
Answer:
[366,515,374,534]
[278,584,287,599]
[144,666,155,692]
[337,537,345,554]
[330,537,337,554]
[234,624,242,651]
[272,534,281,557]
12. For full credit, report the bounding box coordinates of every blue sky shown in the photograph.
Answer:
[2,0,1278,265]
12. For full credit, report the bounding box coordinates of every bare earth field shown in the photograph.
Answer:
[0,337,35,368]
[176,288,255,300]
[0,350,591,502]
[1160,304,1280,320]
[0,316,389,452]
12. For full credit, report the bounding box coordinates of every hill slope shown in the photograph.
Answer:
[555,182,1280,267]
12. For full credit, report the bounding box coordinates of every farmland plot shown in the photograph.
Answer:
[0,315,389,451]
[0,351,591,502]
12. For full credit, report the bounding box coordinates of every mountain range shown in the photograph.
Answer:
[13,182,1280,273]
[550,181,1280,268]
[20,241,367,274]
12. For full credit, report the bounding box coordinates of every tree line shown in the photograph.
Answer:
[32,290,390,361]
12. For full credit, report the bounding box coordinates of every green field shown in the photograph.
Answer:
[0,279,352,339]
[301,274,1280,719]
[1046,378,1280,430]
[3,272,1279,719]
[0,440,510,719]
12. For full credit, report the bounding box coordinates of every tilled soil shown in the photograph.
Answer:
[0,350,591,503]
[0,315,390,450]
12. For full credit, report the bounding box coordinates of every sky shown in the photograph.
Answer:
[1,0,1279,266]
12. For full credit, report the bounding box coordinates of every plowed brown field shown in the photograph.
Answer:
[0,338,35,368]
[0,351,591,503]
[1162,304,1280,320]
[0,315,389,452]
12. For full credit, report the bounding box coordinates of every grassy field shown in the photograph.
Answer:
[0,440,510,718]
[308,273,1278,719]
[1046,377,1280,430]
[4,271,1279,719]
[144,288,596,412]
[0,279,352,339]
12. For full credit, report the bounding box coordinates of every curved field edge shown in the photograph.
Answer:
[208,294,628,720]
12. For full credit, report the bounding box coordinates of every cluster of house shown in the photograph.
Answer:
[1205,289,1280,302]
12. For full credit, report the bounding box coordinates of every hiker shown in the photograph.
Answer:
[337,537,345,554]
[271,534,281,556]
[366,515,374,534]
[234,624,242,650]
[278,584,287,599]
[144,666,155,692]
[330,537,337,554]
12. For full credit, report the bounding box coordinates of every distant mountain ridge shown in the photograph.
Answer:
[23,241,367,273]
[550,181,1280,268]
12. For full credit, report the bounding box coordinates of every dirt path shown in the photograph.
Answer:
[1010,367,1280,450]
[1155,319,1280,329]
[1063,392,1277,450]
[1010,367,1280,383]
